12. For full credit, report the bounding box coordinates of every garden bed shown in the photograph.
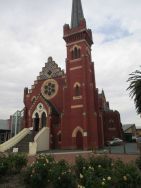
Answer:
[0,152,141,188]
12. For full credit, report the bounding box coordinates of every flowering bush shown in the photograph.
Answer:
[75,155,89,176]
[24,154,55,188]
[6,153,140,188]
[76,155,113,188]
[75,155,141,188]
[113,160,141,188]
[51,159,76,188]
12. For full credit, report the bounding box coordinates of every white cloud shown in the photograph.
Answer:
[0,0,141,127]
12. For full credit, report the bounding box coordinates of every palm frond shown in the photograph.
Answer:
[127,67,141,114]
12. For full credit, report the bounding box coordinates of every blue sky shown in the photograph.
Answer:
[0,0,141,127]
[96,18,132,43]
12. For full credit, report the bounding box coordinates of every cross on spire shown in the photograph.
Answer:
[71,0,85,28]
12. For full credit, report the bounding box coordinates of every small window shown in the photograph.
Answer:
[74,47,78,59]
[75,85,81,96]
[108,120,115,128]
[58,133,61,142]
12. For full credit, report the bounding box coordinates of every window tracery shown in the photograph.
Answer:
[71,46,81,60]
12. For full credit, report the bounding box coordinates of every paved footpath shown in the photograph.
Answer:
[28,150,139,164]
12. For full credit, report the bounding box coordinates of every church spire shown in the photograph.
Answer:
[71,0,85,28]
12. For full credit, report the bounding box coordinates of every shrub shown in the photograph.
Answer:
[0,156,9,178]
[136,156,141,170]
[51,159,76,188]
[76,155,113,188]
[75,155,88,176]
[24,154,55,188]
[0,153,27,178]
[75,155,141,188]
[112,160,141,188]
[7,153,27,174]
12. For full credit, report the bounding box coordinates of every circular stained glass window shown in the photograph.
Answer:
[41,79,58,99]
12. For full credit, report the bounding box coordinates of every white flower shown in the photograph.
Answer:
[77,184,85,188]
[101,182,105,186]
[107,176,111,181]
[123,176,127,181]
[98,165,101,168]
[103,178,106,181]
[80,173,83,179]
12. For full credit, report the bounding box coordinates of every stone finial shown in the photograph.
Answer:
[48,56,53,62]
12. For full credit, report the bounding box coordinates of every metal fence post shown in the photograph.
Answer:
[123,142,126,154]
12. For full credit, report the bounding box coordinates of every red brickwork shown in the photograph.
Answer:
[23,1,122,150]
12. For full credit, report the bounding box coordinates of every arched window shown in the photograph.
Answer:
[41,112,46,128]
[71,47,81,60]
[75,84,81,96]
[58,133,61,142]
[34,113,39,132]
[74,47,78,59]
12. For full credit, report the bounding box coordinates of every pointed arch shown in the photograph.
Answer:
[72,126,84,138]
[41,112,47,128]
[73,82,81,96]
[34,112,39,132]
[70,45,81,60]
[32,103,47,119]
[74,82,81,88]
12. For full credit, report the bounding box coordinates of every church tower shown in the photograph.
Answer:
[61,0,104,149]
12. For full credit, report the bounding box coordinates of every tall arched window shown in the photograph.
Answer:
[74,47,78,59]
[41,112,47,128]
[78,48,81,58]
[71,47,81,60]
[34,113,39,132]
[58,133,61,142]
[75,84,81,96]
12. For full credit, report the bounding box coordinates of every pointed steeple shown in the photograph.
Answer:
[71,0,85,28]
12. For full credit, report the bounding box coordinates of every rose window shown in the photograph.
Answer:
[41,79,58,99]
[44,83,55,96]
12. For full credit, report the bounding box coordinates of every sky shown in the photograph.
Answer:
[0,0,141,127]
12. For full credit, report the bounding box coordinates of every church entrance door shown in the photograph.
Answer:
[76,131,83,149]
[34,113,39,132]
[41,112,47,128]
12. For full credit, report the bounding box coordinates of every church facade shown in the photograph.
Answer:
[23,0,122,150]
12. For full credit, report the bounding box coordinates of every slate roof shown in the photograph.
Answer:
[122,124,136,132]
[71,0,84,28]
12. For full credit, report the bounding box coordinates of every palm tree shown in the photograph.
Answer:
[127,67,141,114]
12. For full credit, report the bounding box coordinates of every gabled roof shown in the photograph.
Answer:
[37,57,64,81]
[122,124,136,131]
[41,94,60,116]
[71,0,85,28]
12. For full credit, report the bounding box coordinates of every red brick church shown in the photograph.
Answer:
[23,0,122,150]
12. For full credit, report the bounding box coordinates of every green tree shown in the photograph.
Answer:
[127,68,141,114]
